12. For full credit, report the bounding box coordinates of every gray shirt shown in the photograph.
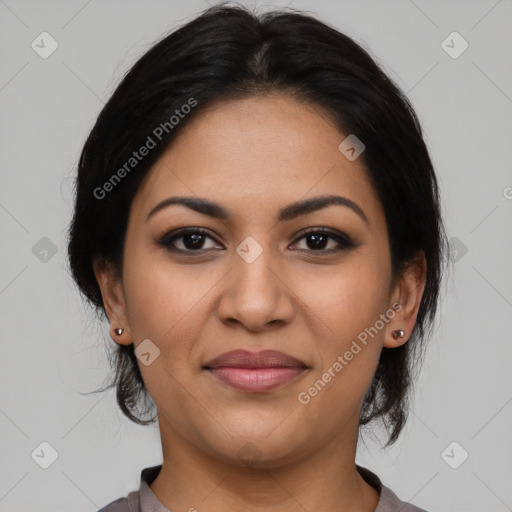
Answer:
[97,464,428,512]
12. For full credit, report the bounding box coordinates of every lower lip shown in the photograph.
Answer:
[207,367,306,392]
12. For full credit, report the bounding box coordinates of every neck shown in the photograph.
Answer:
[149,414,380,512]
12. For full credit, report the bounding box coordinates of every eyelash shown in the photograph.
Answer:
[156,227,357,255]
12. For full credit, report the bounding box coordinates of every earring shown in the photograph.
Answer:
[392,329,405,340]
[114,328,124,336]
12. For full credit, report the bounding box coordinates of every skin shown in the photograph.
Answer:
[94,94,426,512]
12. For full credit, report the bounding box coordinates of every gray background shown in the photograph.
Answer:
[1,0,511,510]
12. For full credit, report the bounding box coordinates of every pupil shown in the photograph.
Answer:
[184,233,203,249]
[308,233,327,250]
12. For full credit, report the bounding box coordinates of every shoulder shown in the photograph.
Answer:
[96,497,129,512]
[357,465,429,512]
[378,484,429,512]
[96,490,140,512]
[95,465,163,511]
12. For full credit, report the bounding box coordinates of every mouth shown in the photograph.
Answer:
[203,350,308,392]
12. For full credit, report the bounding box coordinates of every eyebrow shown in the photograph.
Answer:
[145,194,369,225]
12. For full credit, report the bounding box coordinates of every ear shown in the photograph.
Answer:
[93,257,132,345]
[383,251,427,348]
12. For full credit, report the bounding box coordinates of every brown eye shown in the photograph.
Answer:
[157,228,222,252]
[292,229,357,253]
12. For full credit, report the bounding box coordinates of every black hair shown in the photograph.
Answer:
[67,3,448,446]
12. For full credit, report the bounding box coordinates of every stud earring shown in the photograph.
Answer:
[392,329,405,340]
[114,328,124,336]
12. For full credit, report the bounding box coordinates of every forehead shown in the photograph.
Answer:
[131,95,385,230]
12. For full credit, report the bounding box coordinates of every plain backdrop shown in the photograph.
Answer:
[1,1,511,511]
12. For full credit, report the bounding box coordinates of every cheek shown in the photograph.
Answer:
[121,248,224,401]
[295,256,388,413]
[123,248,210,342]
[296,273,387,427]
[121,253,209,415]
[308,256,390,344]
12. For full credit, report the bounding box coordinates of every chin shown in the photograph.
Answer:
[200,418,310,469]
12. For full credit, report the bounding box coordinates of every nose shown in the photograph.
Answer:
[217,246,295,333]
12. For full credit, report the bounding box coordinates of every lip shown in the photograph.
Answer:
[204,350,308,392]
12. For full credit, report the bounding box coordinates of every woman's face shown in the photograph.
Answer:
[98,94,421,467]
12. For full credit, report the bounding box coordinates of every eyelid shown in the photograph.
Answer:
[292,226,349,241]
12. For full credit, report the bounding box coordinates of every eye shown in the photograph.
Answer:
[156,227,357,254]
[156,228,222,252]
[291,228,357,253]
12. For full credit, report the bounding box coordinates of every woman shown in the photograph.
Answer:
[67,4,447,511]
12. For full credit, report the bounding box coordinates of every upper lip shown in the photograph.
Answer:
[204,350,307,369]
